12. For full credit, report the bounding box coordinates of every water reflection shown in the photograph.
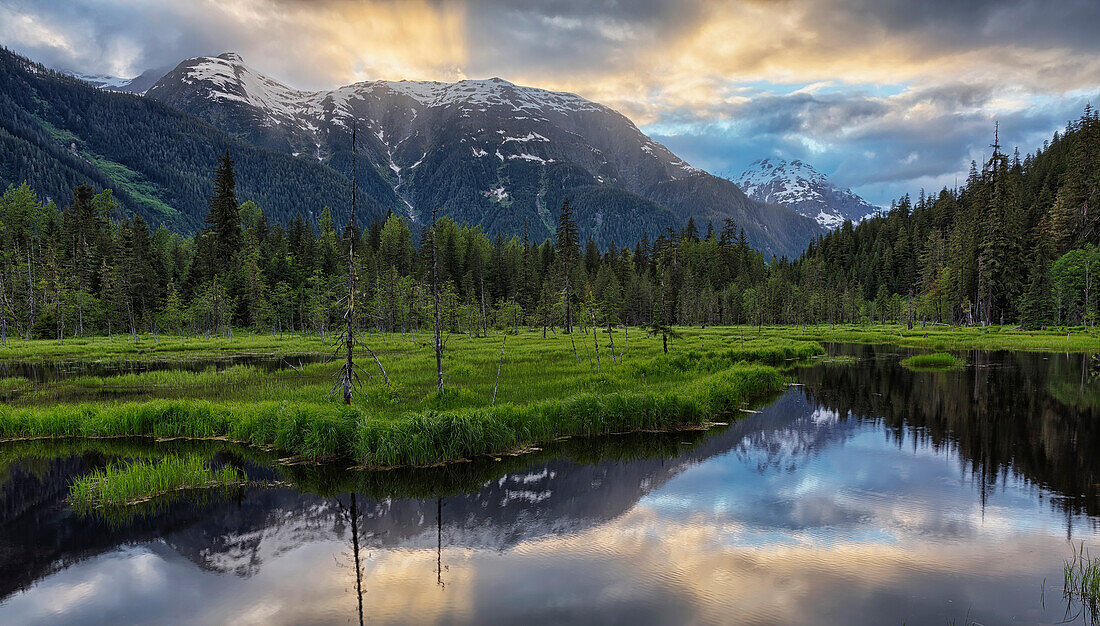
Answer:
[0,346,1098,624]
[802,344,1100,520]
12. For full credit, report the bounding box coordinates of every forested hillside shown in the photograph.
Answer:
[0,47,394,232]
[794,107,1100,328]
[143,52,823,255]
[0,103,1096,341]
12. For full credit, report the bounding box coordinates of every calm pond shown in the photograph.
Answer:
[1,344,1099,624]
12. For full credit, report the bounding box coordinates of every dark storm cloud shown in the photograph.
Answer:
[814,0,1100,53]
[460,0,704,75]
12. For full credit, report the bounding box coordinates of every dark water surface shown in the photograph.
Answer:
[1,344,1099,625]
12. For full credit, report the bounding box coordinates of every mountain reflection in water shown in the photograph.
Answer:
[0,344,1097,624]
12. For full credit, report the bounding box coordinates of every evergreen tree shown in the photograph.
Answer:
[204,150,242,276]
[555,199,580,331]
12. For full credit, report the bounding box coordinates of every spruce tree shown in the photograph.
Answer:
[555,199,579,331]
[1019,229,1056,328]
[205,150,242,273]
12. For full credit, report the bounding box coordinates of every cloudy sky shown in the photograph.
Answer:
[3,0,1099,205]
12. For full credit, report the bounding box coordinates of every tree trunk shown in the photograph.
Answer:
[606,318,617,364]
[591,312,601,373]
[0,273,8,347]
[348,494,364,625]
[479,275,487,338]
[432,209,444,394]
[492,333,507,405]
[564,274,572,334]
[26,247,34,340]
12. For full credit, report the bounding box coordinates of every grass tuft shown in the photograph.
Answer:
[69,455,243,509]
[1065,542,1100,623]
[900,352,965,370]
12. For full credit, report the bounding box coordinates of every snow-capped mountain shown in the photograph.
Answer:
[143,53,823,256]
[63,66,172,94]
[733,158,878,230]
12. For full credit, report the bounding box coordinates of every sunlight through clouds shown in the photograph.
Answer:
[2,0,1098,203]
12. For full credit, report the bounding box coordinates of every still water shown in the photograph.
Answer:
[1,345,1098,624]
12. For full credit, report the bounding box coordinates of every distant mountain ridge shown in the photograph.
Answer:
[0,47,376,232]
[63,65,172,94]
[20,48,824,256]
[141,53,823,255]
[733,158,877,229]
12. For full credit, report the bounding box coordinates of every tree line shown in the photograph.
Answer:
[1,107,1098,343]
[796,106,1100,328]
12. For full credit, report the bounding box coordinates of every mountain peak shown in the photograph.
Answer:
[216,52,245,63]
[140,50,823,255]
[734,158,876,229]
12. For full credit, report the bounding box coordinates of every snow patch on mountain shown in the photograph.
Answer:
[150,53,704,185]
[485,185,509,202]
[66,72,133,89]
[733,158,878,229]
[167,54,610,131]
[63,66,172,94]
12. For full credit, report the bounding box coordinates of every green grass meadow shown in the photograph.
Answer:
[0,327,818,467]
[3,323,1097,508]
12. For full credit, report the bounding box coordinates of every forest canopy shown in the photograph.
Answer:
[0,107,1098,342]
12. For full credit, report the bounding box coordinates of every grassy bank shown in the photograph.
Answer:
[6,323,1094,467]
[69,454,243,509]
[0,363,786,467]
[0,328,812,467]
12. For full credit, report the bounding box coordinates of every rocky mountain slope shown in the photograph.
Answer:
[0,47,388,231]
[144,53,823,255]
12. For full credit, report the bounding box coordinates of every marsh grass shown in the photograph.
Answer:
[69,454,244,509]
[900,352,965,370]
[796,354,858,368]
[1065,542,1100,623]
[0,329,813,466]
[751,323,1100,352]
[0,334,335,363]
[0,363,786,467]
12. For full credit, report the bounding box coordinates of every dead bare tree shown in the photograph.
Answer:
[334,125,361,403]
[334,493,365,626]
[491,331,507,405]
[0,272,10,346]
[591,310,601,373]
[569,326,578,363]
[606,318,617,364]
[431,208,444,394]
[332,125,388,401]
